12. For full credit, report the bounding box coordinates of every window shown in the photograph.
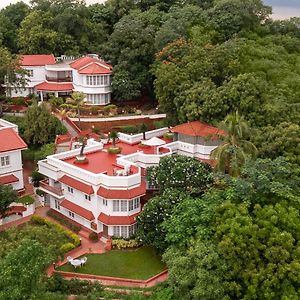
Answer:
[86,93,110,105]
[113,226,120,237]
[120,200,127,212]
[27,69,33,77]
[113,200,119,212]
[128,224,137,237]
[55,200,60,210]
[121,226,127,238]
[103,199,107,206]
[0,156,10,167]
[69,211,74,218]
[67,186,73,193]
[128,198,140,211]
[85,194,91,201]
[86,75,110,86]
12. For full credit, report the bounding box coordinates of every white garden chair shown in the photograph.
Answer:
[80,257,87,266]
[67,256,73,264]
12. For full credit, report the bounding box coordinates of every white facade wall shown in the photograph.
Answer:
[0,150,24,190]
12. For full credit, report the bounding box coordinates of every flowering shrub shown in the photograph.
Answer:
[60,242,76,253]
[112,238,142,249]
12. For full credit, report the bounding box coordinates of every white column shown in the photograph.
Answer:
[40,91,44,102]
[54,92,59,97]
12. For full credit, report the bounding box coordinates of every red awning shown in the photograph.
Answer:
[98,212,139,225]
[59,175,94,195]
[97,182,146,199]
[60,199,94,221]
[5,205,26,217]
[0,174,19,185]
[35,82,74,92]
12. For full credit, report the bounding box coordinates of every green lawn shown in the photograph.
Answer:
[58,246,166,280]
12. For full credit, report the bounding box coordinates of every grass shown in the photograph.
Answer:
[58,246,166,280]
[16,195,35,205]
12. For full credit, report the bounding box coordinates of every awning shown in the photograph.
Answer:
[35,82,74,92]
[0,174,19,185]
[97,182,146,199]
[98,212,139,225]
[59,175,94,194]
[5,205,26,217]
[142,137,166,146]
[60,199,94,221]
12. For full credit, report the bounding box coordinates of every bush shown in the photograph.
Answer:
[104,104,117,111]
[47,210,81,233]
[60,242,75,253]
[107,147,122,154]
[17,195,35,205]
[31,170,45,187]
[36,189,45,197]
[89,232,99,242]
[112,238,142,249]
[119,125,138,134]
[163,132,174,140]
[31,215,47,225]
[154,120,166,129]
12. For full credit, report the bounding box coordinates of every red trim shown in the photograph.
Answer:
[0,174,19,185]
[98,212,139,225]
[60,199,94,221]
[97,182,146,199]
[59,175,94,195]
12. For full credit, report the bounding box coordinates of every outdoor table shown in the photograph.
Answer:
[70,259,82,268]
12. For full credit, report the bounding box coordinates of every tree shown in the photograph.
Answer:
[24,102,66,146]
[0,239,52,300]
[211,111,257,176]
[0,184,17,218]
[66,92,85,129]
[140,123,147,140]
[108,131,118,147]
[147,155,213,194]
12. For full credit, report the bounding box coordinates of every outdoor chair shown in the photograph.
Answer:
[67,256,73,263]
[81,257,87,266]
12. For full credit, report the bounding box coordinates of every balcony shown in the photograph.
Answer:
[39,179,64,198]
[46,76,73,83]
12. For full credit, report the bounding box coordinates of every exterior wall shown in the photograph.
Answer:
[0,150,24,190]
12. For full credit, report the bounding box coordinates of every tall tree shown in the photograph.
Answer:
[0,184,17,218]
[211,111,257,176]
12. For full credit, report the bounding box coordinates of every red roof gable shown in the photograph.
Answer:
[0,128,27,153]
[70,56,112,71]
[0,174,19,185]
[59,175,94,195]
[98,212,139,225]
[171,121,225,138]
[97,182,146,199]
[60,199,94,221]
[35,82,74,91]
[78,62,112,74]
[21,54,56,66]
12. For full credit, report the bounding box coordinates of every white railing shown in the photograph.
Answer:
[0,119,18,132]
[118,127,169,145]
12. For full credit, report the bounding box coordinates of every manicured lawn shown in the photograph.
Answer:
[58,246,166,280]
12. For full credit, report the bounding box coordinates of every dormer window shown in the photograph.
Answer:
[67,186,74,193]
[27,70,34,77]
[85,194,91,201]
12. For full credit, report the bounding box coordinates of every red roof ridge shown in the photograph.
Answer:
[0,128,27,153]
[78,61,111,71]
[59,175,94,195]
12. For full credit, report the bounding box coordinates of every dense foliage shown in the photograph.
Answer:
[0,184,17,218]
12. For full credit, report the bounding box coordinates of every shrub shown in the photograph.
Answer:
[17,195,35,205]
[104,104,117,111]
[31,215,47,225]
[36,189,45,197]
[154,120,166,129]
[107,147,122,154]
[89,232,99,242]
[119,125,138,134]
[112,239,142,249]
[31,170,45,187]
[163,132,174,140]
[46,210,81,233]
[60,242,76,253]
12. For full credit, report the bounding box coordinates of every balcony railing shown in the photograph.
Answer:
[46,76,73,82]
[39,179,63,197]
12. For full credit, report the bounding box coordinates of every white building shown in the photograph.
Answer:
[38,121,224,238]
[0,119,27,191]
[6,54,112,105]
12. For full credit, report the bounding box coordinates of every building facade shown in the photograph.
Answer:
[0,119,27,191]
[38,122,224,238]
[6,54,112,106]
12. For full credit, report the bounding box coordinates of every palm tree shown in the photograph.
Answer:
[109,131,118,147]
[66,92,85,129]
[141,123,148,140]
[211,111,257,177]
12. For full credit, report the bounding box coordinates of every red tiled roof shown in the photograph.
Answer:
[59,175,94,195]
[171,121,225,138]
[78,62,112,74]
[21,54,56,66]
[35,82,74,91]
[98,212,139,225]
[0,174,19,185]
[60,199,94,221]
[0,128,27,153]
[5,205,26,217]
[97,182,146,199]
[55,134,72,145]
[70,56,112,70]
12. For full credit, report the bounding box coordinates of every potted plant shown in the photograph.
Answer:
[75,137,89,164]
[108,131,122,154]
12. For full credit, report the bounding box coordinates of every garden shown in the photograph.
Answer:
[58,246,166,280]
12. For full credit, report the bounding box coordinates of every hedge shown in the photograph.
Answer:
[47,210,81,233]
[111,238,142,249]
